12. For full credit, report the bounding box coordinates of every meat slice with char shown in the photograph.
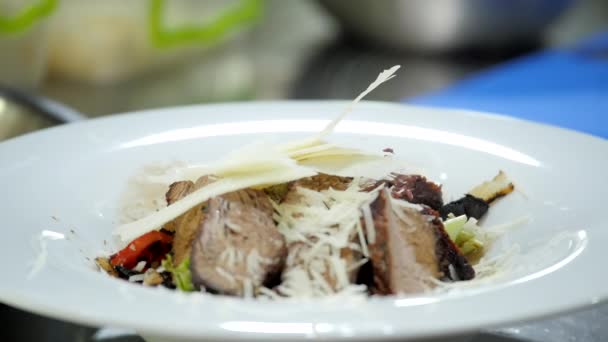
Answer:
[367,189,474,295]
[164,176,214,265]
[189,189,286,295]
[282,173,352,203]
[390,174,443,211]
[422,206,475,281]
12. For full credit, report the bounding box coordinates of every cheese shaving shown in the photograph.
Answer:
[246,249,266,284]
[133,261,146,273]
[355,220,369,258]
[243,278,253,299]
[215,266,237,286]
[225,220,242,233]
[274,182,379,298]
[348,257,369,272]
[219,246,237,269]
[128,274,145,282]
[319,65,401,138]
[361,204,375,244]
[114,160,316,243]
[330,256,350,289]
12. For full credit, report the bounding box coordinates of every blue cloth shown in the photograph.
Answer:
[407,32,608,139]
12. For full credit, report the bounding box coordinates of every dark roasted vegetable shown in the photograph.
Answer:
[115,265,139,280]
[440,195,489,220]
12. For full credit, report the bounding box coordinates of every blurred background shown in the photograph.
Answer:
[1,0,607,341]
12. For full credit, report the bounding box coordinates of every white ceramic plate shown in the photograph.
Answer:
[0,101,606,341]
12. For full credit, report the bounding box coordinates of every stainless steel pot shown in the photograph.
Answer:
[318,0,575,52]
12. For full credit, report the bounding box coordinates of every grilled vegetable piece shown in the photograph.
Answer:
[143,268,164,286]
[468,171,514,204]
[439,195,488,220]
[440,171,514,220]
[109,230,173,269]
[190,189,287,295]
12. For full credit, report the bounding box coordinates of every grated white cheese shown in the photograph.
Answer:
[215,266,237,286]
[133,261,146,273]
[274,181,379,298]
[318,65,401,138]
[246,249,266,284]
[310,268,334,294]
[219,246,237,269]
[128,274,145,282]
[390,196,425,211]
[243,278,253,299]
[330,256,350,289]
[355,220,369,257]
[347,257,369,272]
[361,204,375,244]
[258,286,280,300]
[224,220,242,233]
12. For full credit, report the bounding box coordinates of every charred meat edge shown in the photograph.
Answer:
[366,190,475,294]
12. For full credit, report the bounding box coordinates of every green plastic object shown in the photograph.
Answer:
[148,0,263,48]
[0,0,57,35]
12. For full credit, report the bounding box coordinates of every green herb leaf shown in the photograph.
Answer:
[162,254,195,292]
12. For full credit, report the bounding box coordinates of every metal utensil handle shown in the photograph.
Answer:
[0,86,85,123]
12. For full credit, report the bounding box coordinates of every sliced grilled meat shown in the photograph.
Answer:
[165,181,193,206]
[190,189,286,295]
[283,173,353,203]
[390,174,443,211]
[368,190,440,294]
[164,176,214,264]
[292,173,353,192]
[367,190,474,295]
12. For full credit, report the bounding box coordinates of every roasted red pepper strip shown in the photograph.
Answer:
[110,231,173,269]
